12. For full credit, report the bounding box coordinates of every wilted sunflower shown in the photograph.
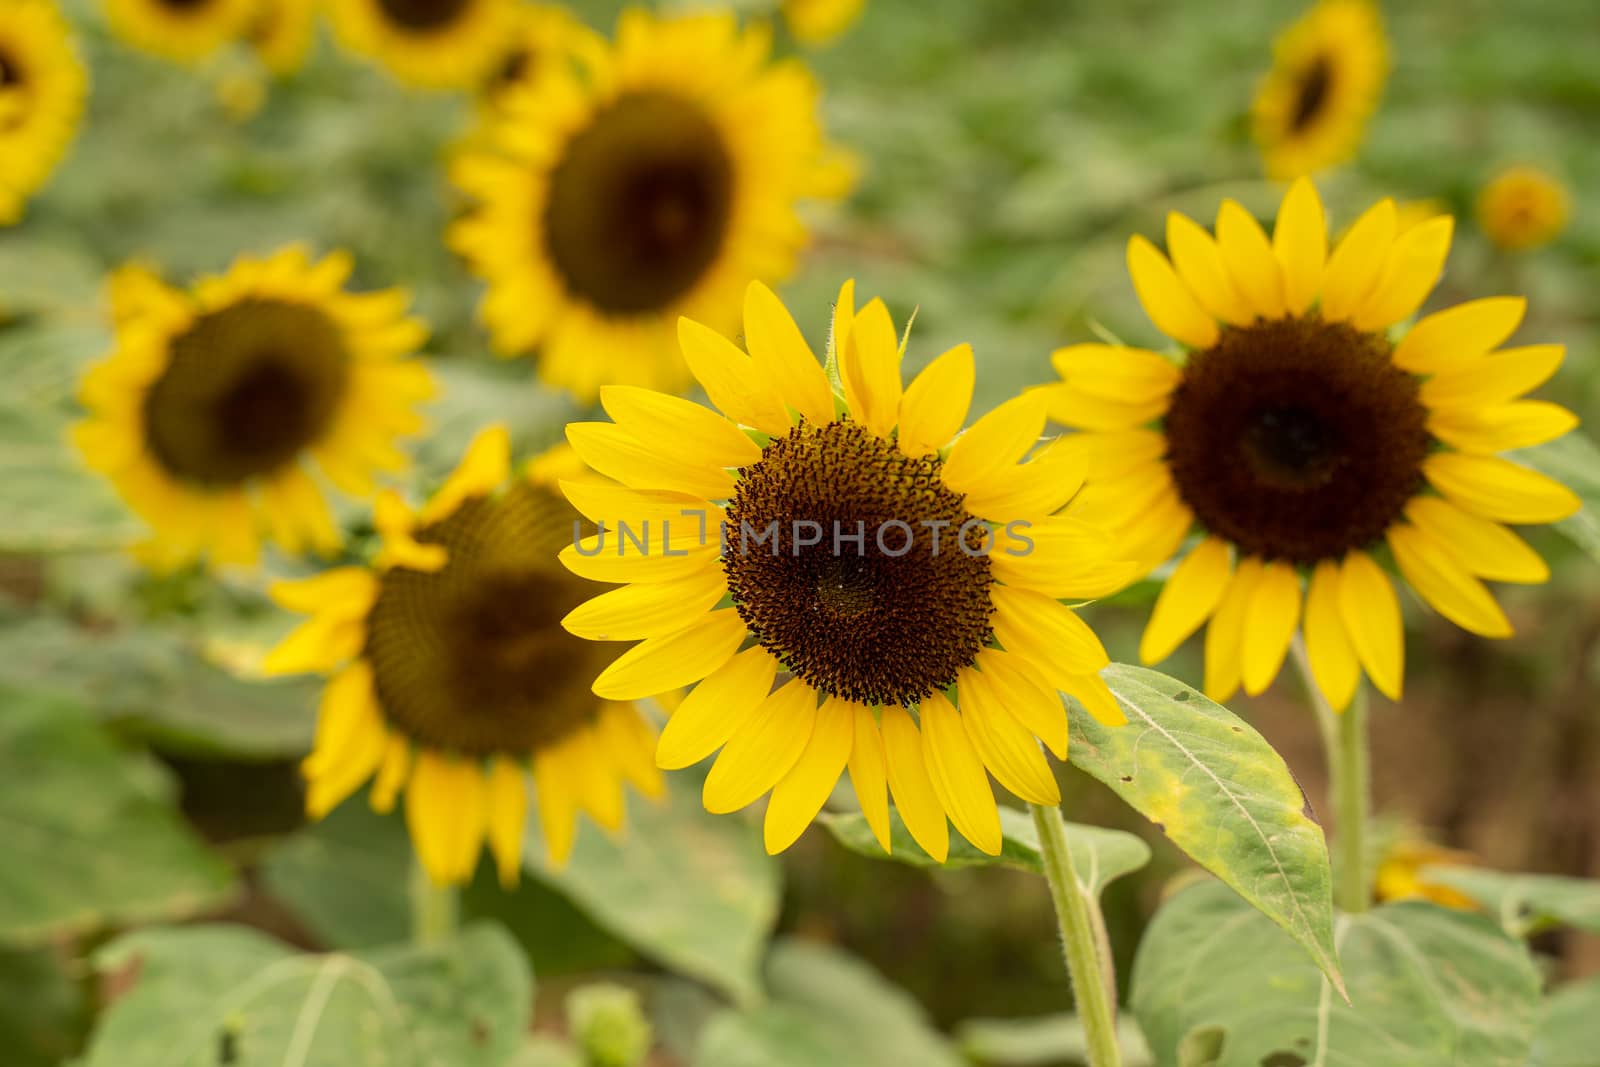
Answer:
[559,281,1133,860]
[104,0,257,64]
[1047,179,1580,711]
[327,0,518,89]
[246,0,318,75]
[783,0,865,46]
[450,10,852,399]
[1252,0,1387,179]
[265,428,665,886]
[74,246,434,570]
[477,2,595,112]
[0,0,87,225]
[1477,165,1570,253]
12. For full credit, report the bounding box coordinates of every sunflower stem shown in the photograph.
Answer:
[409,855,460,946]
[1293,637,1372,913]
[1030,803,1123,1067]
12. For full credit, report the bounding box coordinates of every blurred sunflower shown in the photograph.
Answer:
[1252,0,1387,179]
[450,10,852,399]
[783,0,864,46]
[0,0,87,225]
[477,2,596,112]
[1477,165,1570,252]
[74,246,434,570]
[265,429,665,886]
[559,281,1134,860]
[1373,839,1479,910]
[1048,179,1580,711]
[104,0,257,64]
[246,0,318,75]
[327,0,517,89]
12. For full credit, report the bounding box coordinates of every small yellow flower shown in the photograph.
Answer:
[265,429,666,886]
[74,246,435,571]
[1477,165,1570,252]
[1049,180,1581,711]
[326,0,520,89]
[783,0,865,46]
[104,0,257,64]
[558,281,1134,861]
[1252,0,1388,179]
[0,0,88,225]
[450,9,853,400]
[1374,840,1479,911]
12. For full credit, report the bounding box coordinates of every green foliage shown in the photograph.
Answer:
[1422,866,1600,937]
[1067,665,1341,989]
[956,1013,1154,1067]
[1531,977,1600,1067]
[81,923,532,1067]
[0,946,90,1067]
[1130,881,1541,1067]
[1519,434,1600,563]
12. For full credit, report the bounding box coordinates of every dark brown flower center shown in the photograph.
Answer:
[1290,54,1334,133]
[542,91,734,316]
[375,0,472,31]
[1164,315,1430,565]
[0,50,21,88]
[723,421,995,707]
[142,299,349,486]
[363,483,615,757]
[156,0,216,11]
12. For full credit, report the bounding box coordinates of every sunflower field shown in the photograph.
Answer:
[2,0,1598,1064]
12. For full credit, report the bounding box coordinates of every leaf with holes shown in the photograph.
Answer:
[1421,866,1600,936]
[1067,664,1341,990]
[823,806,1150,896]
[1518,434,1600,562]
[81,923,531,1067]
[1130,881,1540,1067]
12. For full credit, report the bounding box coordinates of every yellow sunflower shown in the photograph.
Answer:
[74,246,435,571]
[1373,839,1478,910]
[558,281,1134,861]
[477,2,597,112]
[264,428,666,886]
[1047,179,1581,711]
[246,0,318,75]
[0,0,88,225]
[327,0,518,89]
[1252,0,1387,179]
[783,0,864,46]
[1477,165,1570,252]
[104,0,257,64]
[450,9,853,400]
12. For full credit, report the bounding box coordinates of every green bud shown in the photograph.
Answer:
[567,983,652,1067]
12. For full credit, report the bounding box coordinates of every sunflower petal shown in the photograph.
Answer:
[1167,213,1253,326]
[1352,216,1455,331]
[1273,178,1328,315]
[1427,401,1578,454]
[1388,524,1512,638]
[957,671,1060,806]
[1242,561,1302,696]
[919,691,1002,855]
[764,697,854,853]
[1404,496,1549,584]
[1424,453,1581,525]
[677,317,790,435]
[744,281,835,426]
[1303,560,1360,712]
[1393,297,1527,374]
[656,646,780,769]
[600,386,762,468]
[990,585,1109,683]
[942,392,1050,497]
[486,757,529,889]
[880,704,949,862]
[846,703,892,852]
[840,298,902,438]
[561,567,729,641]
[1139,536,1232,664]
[1204,557,1262,703]
[1321,198,1397,323]
[702,680,817,814]
[1127,235,1219,349]
[1420,345,1565,409]
[1217,199,1286,318]
[1337,550,1404,701]
[898,344,975,457]
[591,608,747,700]
[972,649,1070,757]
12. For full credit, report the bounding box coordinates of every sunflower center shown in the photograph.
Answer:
[542,91,734,316]
[0,51,19,88]
[723,421,995,707]
[1290,54,1333,132]
[1163,315,1429,565]
[157,0,215,11]
[142,299,350,486]
[490,48,531,91]
[363,484,615,757]
[375,0,472,31]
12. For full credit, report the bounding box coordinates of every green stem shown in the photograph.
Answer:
[1030,803,1123,1067]
[1293,638,1372,913]
[409,855,459,946]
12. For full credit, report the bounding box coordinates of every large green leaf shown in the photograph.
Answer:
[1068,664,1341,989]
[0,685,235,944]
[82,923,531,1067]
[1531,977,1600,1067]
[1130,881,1541,1067]
[0,946,88,1067]
[956,1013,1154,1066]
[1518,434,1600,562]
[693,939,963,1067]
[823,806,1151,895]
[522,772,781,1006]
[1422,866,1600,936]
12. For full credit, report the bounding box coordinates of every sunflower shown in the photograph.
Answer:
[104,0,258,64]
[1252,0,1387,180]
[0,0,88,225]
[327,0,518,89]
[450,10,853,400]
[246,0,318,75]
[74,246,434,571]
[1477,165,1570,253]
[1373,839,1478,910]
[557,281,1134,861]
[783,0,865,46]
[264,428,666,886]
[477,3,596,112]
[1047,179,1581,712]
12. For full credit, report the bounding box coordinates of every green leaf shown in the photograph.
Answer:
[1068,664,1341,990]
[693,939,963,1067]
[1130,881,1541,1067]
[1531,976,1600,1067]
[0,946,89,1067]
[82,923,532,1067]
[510,1036,583,1067]
[1421,866,1600,936]
[823,807,1151,895]
[522,772,781,1006]
[0,685,235,944]
[956,1013,1154,1066]
[1518,434,1600,562]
